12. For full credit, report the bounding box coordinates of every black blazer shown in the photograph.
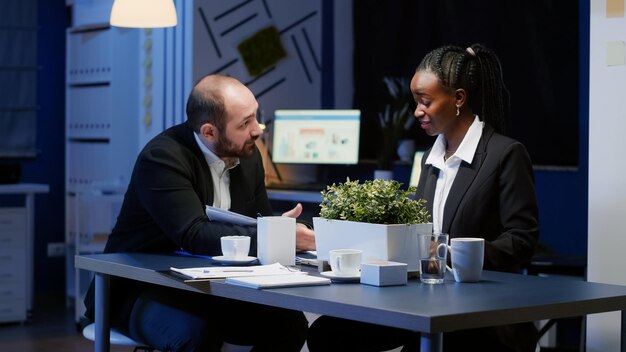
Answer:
[415,124,540,351]
[103,122,272,256]
[415,124,539,273]
[85,122,272,326]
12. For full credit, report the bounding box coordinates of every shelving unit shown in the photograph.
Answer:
[64,0,180,323]
[64,23,157,322]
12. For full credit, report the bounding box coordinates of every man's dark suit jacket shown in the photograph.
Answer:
[415,124,540,352]
[84,122,272,327]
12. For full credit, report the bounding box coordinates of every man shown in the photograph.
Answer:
[84,74,315,351]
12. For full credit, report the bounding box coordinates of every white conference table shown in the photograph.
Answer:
[75,253,626,352]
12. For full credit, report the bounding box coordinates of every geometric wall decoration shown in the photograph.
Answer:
[237,26,287,76]
[192,0,322,125]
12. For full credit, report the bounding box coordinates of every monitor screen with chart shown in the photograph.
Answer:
[271,109,360,165]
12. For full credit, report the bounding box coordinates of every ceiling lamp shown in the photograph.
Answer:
[110,0,177,28]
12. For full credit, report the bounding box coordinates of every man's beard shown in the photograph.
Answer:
[214,133,258,158]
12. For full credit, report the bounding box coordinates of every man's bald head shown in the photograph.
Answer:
[186,74,246,132]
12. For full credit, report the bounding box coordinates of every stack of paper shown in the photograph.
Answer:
[170,262,331,289]
[170,262,295,280]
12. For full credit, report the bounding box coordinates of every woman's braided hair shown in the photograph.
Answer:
[416,44,510,133]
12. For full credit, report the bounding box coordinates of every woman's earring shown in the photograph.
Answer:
[456,105,460,116]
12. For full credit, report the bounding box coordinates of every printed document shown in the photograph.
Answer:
[205,205,256,226]
[170,262,302,280]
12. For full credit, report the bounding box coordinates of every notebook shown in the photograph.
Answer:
[225,274,331,289]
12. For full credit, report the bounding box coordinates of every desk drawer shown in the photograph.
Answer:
[0,298,27,323]
[0,282,25,300]
[0,249,26,282]
[0,229,26,248]
[0,208,26,231]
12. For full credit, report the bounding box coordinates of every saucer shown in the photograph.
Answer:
[320,271,361,282]
[212,256,258,265]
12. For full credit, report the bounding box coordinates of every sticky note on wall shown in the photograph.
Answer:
[607,41,625,66]
[606,0,625,18]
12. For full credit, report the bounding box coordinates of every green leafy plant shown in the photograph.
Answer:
[319,178,431,225]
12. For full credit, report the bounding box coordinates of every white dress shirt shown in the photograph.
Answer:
[424,116,484,233]
[194,133,240,210]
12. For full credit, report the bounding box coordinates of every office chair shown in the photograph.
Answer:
[82,323,154,352]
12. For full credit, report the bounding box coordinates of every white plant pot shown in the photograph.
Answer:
[313,217,432,272]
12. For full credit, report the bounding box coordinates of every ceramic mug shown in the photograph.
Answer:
[220,236,251,260]
[449,237,485,283]
[329,249,362,277]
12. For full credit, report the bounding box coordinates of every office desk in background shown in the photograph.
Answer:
[266,189,322,204]
[75,253,626,352]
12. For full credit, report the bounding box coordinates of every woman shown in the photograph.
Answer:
[307,44,540,352]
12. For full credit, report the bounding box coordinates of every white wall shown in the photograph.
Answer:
[588,0,626,351]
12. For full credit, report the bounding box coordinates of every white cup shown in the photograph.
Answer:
[450,237,485,283]
[220,236,251,260]
[329,249,362,277]
[257,216,296,265]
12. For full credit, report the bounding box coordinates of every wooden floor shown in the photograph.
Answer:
[0,293,129,352]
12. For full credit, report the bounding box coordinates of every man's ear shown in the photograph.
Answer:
[200,123,218,143]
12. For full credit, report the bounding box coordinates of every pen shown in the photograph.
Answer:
[203,269,254,273]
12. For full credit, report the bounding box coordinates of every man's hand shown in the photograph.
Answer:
[295,223,316,251]
[282,203,316,251]
[281,203,303,218]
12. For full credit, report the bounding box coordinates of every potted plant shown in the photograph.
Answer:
[313,178,431,272]
[376,76,416,178]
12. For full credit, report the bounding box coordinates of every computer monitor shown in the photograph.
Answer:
[271,109,360,165]
[409,151,425,187]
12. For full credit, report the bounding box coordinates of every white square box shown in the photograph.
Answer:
[360,261,408,287]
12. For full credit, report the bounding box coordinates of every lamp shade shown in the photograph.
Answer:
[110,0,177,28]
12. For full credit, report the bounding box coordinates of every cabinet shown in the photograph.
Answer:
[64,16,171,322]
[64,23,142,322]
[0,183,49,323]
[0,208,27,323]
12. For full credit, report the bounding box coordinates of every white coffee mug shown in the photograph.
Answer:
[220,236,251,260]
[329,249,362,277]
[450,237,484,282]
